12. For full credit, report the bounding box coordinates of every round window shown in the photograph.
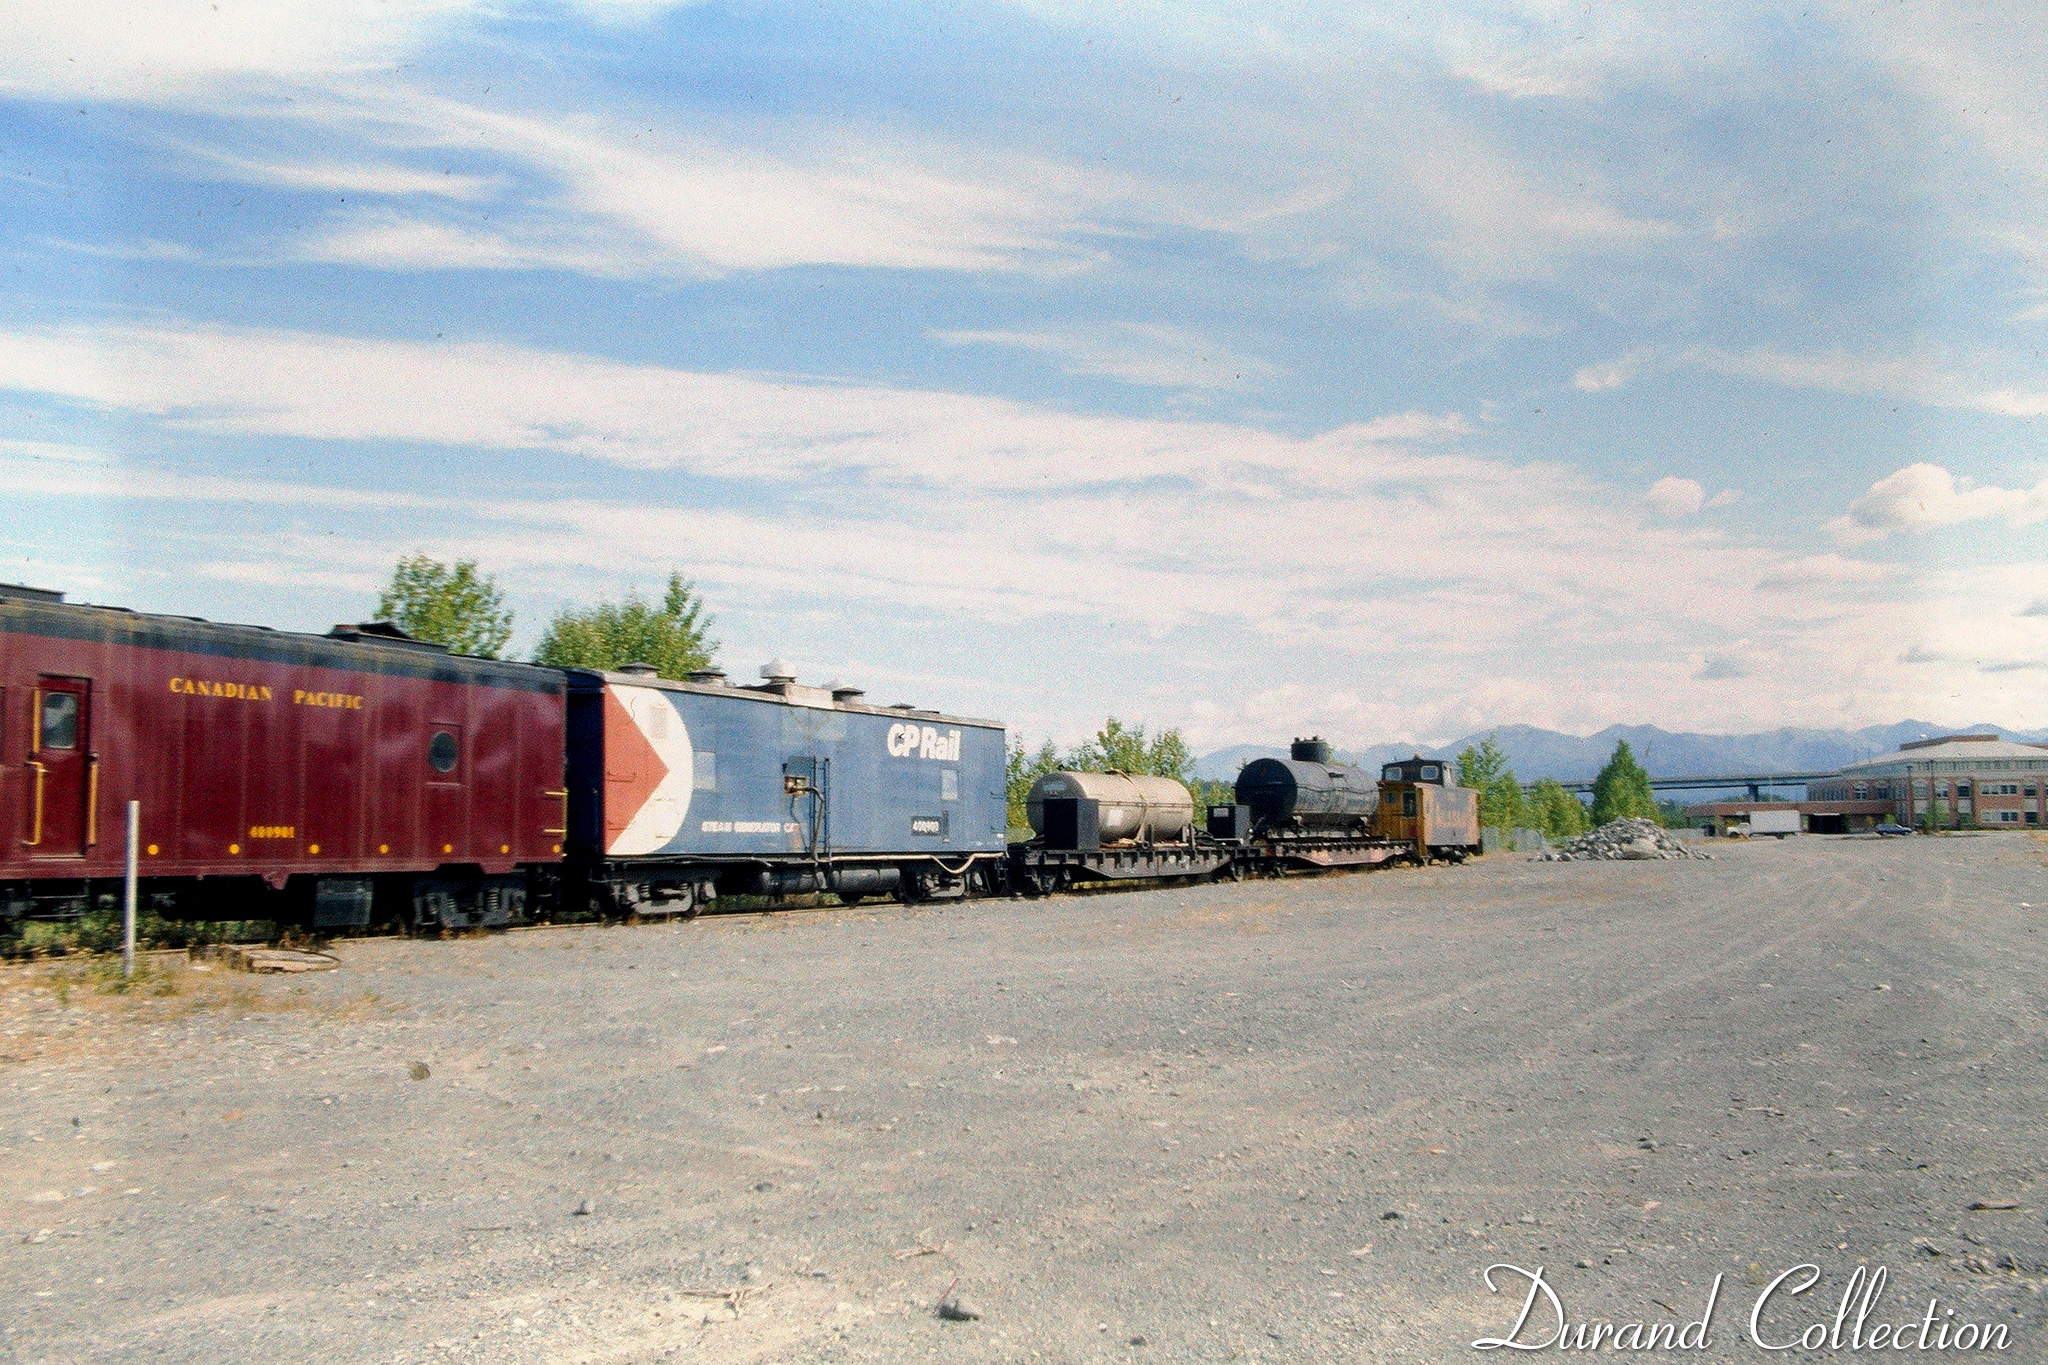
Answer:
[429,730,459,774]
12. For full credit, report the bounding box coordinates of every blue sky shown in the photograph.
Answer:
[1,1,2043,749]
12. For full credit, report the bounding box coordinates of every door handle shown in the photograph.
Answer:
[23,761,45,847]
[86,753,100,847]
[542,788,568,837]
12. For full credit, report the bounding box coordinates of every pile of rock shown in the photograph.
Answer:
[1538,817,1711,861]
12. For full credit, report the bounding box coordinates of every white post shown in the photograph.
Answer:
[123,801,139,978]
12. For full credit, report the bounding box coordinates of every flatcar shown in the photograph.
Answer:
[0,585,565,930]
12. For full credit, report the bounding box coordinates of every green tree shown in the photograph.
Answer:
[373,554,514,658]
[1528,778,1591,839]
[1456,733,1529,833]
[1006,737,1064,835]
[533,573,718,678]
[1068,717,1196,783]
[1005,718,1202,835]
[1590,739,1658,825]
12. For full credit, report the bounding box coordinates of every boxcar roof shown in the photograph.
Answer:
[0,594,563,694]
[564,666,1004,730]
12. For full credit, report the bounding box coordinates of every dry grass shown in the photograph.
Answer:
[0,954,398,1065]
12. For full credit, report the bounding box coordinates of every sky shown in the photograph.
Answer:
[1,1,2043,752]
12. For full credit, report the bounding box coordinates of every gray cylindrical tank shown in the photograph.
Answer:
[1026,770,1196,843]
[1236,756,1378,832]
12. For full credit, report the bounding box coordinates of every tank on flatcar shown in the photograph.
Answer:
[1024,770,1195,845]
[562,661,1007,912]
[1372,753,1481,859]
[1234,737,1379,835]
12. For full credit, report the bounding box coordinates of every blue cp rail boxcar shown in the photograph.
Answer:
[564,661,1006,914]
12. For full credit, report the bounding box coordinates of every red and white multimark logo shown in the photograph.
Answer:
[604,685,694,856]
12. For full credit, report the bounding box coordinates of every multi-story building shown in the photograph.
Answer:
[1807,734,2048,830]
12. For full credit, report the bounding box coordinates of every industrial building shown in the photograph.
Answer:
[1807,734,2048,830]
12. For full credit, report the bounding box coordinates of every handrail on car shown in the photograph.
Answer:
[23,760,46,847]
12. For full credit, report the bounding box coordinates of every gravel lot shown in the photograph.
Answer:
[5,833,2046,1363]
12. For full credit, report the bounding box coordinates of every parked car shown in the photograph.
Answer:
[1874,823,1914,837]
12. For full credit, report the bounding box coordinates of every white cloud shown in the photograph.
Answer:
[0,1,477,99]
[1645,475,1704,517]
[1573,354,1642,392]
[1581,345,2048,418]
[0,1,686,99]
[308,213,636,276]
[1754,554,1898,592]
[215,90,1140,278]
[932,323,1283,390]
[0,323,1481,499]
[8,320,2031,743]
[1825,462,2048,543]
[1706,489,1742,508]
[174,147,500,200]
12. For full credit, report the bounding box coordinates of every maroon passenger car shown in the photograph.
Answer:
[0,585,566,929]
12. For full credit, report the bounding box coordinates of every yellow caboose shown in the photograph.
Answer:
[1372,755,1483,862]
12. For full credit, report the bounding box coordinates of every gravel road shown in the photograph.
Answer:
[4,833,2046,1363]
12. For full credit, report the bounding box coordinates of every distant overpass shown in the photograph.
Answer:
[1534,772,1835,802]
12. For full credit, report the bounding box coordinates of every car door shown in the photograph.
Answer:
[26,677,93,858]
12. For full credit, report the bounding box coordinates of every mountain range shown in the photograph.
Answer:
[1193,721,2048,786]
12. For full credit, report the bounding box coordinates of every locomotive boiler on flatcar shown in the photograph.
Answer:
[562,660,1008,915]
[1234,737,1379,836]
[0,585,566,930]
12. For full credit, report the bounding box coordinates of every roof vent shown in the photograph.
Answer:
[617,662,659,677]
[686,668,727,685]
[827,680,866,702]
[325,621,449,653]
[760,658,798,683]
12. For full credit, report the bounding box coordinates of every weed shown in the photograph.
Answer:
[4,911,281,960]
